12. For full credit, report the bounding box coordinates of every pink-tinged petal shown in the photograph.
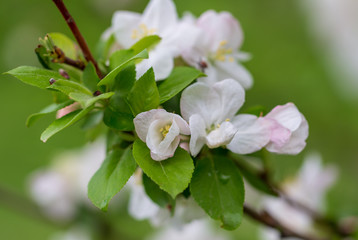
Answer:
[227,114,272,154]
[180,82,221,127]
[188,115,207,157]
[141,0,178,35]
[269,122,292,148]
[172,115,191,135]
[56,103,80,119]
[179,142,190,153]
[215,60,253,89]
[197,10,243,51]
[265,103,302,132]
[206,121,236,148]
[266,114,309,155]
[212,79,245,121]
[134,109,163,142]
[136,47,174,80]
[112,11,141,48]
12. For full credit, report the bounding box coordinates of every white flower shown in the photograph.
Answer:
[147,219,230,240]
[127,169,205,227]
[182,10,253,89]
[259,153,337,239]
[180,79,271,156]
[134,109,190,161]
[111,0,200,80]
[28,141,105,221]
[264,103,309,155]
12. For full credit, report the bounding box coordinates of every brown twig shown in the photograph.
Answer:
[52,46,85,70]
[244,204,326,240]
[52,0,103,78]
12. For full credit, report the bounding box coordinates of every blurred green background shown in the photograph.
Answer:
[1,0,357,239]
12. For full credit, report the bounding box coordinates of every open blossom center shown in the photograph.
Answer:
[131,23,157,40]
[160,124,171,138]
[213,40,234,62]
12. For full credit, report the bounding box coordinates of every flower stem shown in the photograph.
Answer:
[52,0,103,78]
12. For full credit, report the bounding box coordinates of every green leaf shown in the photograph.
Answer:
[142,173,175,208]
[190,156,245,230]
[131,35,161,55]
[88,146,137,211]
[127,68,159,116]
[5,66,68,89]
[40,105,94,142]
[26,100,74,127]
[133,139,194,198]
[83,62,100,92]
[98,49,148,87]
[69,92,114,108]
[81,110,103,130]
[103,93,134,131]
[158,67,205,104]
[48,32,81,60]
[113,64,136,96]
[47,79,92,96]
[96,33,115,60]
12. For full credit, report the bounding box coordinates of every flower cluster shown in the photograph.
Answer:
[109,0,309,161]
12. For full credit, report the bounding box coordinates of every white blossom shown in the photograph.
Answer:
[259,153,337,239]
[182,10,253,89]
[111,0,200,80]
[28,141,105,221]
[134,109,190,161]
[180,79,271,156]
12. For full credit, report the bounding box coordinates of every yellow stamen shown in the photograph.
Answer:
[225,118,230,122]
[160,124,171,138]
[131,23,157,40]
[213,40,234,62]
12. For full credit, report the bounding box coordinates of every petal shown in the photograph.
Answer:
[269,122,292,148]
[180,82,221,127]
[134,109,165,142]
[197,10,243,51]
[215,60,253,89]
[265,103,302,132]
[227,114,272,154]
[141,0,178,35]
[112,11,141,48]
[266,114,309,155]
[172,114,191,135]
[212,79,245,121]
[188,115,207,157]
[128,177,160,219]
[206,121,236,148]
[136,47,174,80]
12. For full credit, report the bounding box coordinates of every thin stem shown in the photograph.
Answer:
[52,0,103,78]
[244,204,327,240]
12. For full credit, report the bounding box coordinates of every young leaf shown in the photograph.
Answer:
[133,140,194,198]
[48,32,81,60]
[158,67,205,104]
[127,68,159,116]
[131,35,161,54]
[88,146,137,211]
[190,156,245,230]
[26,100,74,127]
[83,62,100,92]
[40,105,94,142]
[69,92,114,108]
[47,79,92,96]
[6,66,68,89]
[142,173,174,208]
[98,49,148,87]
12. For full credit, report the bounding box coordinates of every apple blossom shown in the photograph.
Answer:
[264,103,309,155]
[134,109,190,161]
[111,0,200,80]
[259,153,337,239]
[180,79,271,156]
[182,10,253,89]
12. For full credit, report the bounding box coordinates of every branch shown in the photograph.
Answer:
[52,0,103,78]
[243,204,326,240]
